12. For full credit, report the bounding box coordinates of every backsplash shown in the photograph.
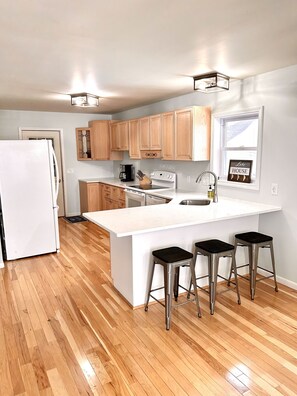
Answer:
[112,153,210,192]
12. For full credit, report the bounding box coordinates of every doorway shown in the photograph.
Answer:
[19,128,66,217]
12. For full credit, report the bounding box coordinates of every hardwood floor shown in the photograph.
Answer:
[1,218,297,395]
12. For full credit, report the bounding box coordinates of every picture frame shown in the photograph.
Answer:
[227,160,253,183]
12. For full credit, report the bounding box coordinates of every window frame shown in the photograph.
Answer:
[211,106,264,190]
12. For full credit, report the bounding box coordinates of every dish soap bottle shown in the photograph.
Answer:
[207,185,213,199]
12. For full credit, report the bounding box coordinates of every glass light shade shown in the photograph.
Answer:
[193,72,229,93]
[71,93,99,107]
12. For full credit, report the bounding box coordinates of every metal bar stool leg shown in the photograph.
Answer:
[250,244,259,300]
[187,248,197,299]
[231,251,241,305]
[144,260,156,311]
[174,267,180,301]
[209,254,219,315]
[165,263,174,330]
[189,258,202,318]
[228,240,238,285]
[269,241,278,292]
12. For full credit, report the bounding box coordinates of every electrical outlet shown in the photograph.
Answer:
[271,183,278,195]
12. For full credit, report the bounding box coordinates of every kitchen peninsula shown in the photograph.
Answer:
[84,197,281,308]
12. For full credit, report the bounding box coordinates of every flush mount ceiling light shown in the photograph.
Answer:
[193,72,230,93]
[70,92,99,107]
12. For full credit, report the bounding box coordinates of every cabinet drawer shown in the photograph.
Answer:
[102,184,112,197]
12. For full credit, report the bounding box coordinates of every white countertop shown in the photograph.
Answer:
[84,196,281,237]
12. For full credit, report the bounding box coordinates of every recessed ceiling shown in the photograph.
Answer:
[0,0,297,114]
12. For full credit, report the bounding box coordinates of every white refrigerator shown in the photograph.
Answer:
[0,140,60,260]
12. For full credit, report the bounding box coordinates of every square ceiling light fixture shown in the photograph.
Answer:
[70,92,99,107]
[193,72,229,93]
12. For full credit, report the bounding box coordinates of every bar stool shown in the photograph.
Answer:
[144,246,202,330]
[229,231,278,300]
[189,239,241,315]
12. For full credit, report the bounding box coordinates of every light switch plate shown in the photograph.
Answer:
[271,183,278,195]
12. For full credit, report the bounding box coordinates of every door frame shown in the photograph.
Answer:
[18,127,67,216]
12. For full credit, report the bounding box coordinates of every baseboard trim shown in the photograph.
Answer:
[257,268,297,291]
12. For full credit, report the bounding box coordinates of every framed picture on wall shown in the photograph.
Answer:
[227,160,253,183]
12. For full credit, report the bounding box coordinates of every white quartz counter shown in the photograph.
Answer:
[84,197,281,237]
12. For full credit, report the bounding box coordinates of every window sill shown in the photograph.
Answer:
[218,179,260,191]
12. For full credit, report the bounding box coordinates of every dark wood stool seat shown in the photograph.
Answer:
[190,239,241,315]
[229,231,278,300]
[144,246,202,330]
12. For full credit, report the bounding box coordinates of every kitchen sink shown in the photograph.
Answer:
[179,199,211,206]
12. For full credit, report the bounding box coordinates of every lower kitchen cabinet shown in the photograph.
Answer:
[101,183,126,210]
[79,181,101,213]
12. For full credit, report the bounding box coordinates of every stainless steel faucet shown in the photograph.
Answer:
[196,171,218,203]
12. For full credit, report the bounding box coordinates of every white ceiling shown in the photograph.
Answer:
[1,0,297,115]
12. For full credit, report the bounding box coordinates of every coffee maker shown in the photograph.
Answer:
[119,164,134,182]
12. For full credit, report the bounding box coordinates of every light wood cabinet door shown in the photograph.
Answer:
[88,120,110,160]
[110,123,119,151]
[161,112,175,160]
[110,121,129,151]
[118,121,129,150]
[139,117,150,150]
[175,108,193,160]
[129,119,141,159]
[150,114,162,149]
[139,115,162,150]
[79,181,100,213]
[192,106,211,161]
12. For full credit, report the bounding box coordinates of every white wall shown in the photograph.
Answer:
[113,64,297,286]
[0,110,114,216]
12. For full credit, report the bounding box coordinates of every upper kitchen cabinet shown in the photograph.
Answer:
[161,112,175,160]
[129,119,141,159]
[110,121,129,151]
[163,106,211,161]
[76,127,92,160]
[88,120,109,160]
[76,121,123,161]
[139,115,162,150]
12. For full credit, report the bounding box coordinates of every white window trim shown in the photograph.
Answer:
[211,106,264,191]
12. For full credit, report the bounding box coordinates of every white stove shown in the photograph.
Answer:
[125,171,176,207]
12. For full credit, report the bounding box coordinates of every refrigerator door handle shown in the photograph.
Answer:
[50,145,60,204]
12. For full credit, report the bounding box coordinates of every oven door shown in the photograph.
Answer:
[125,189,146,208]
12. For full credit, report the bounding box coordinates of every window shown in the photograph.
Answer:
[212,107,263,190]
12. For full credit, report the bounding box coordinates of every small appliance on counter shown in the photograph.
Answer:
[119,164,134,182]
